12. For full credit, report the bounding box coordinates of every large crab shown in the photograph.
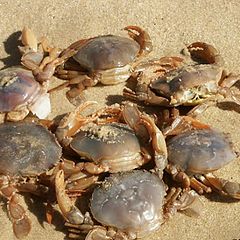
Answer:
[56,169,203,240]
[0,27,62,123]
[163,116,240,199]
[0,121,100,239]
[123,42,240,115]
[50,26,153,105]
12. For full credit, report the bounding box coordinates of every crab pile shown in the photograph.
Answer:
[0,26,239,239]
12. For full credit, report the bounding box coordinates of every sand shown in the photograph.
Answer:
[0,0,240,239]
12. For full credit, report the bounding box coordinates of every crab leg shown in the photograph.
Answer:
[0,176,31,239]
[163,115,210,136]
[200,173,240,199]
[55,170,85,224]
[164,188,203,218]
[133,56,184,73]
[55,101,98,143]
[59,38,92,60]
[20,27,63,83]
[189,177,212,194]
[165,164,191,188]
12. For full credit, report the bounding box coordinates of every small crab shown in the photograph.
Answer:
[124,42,240,115]
[0,27,63,123]
[50,26,153,105]
[164,117,240,199]
[56,170,203,240]
[0,121,99,239]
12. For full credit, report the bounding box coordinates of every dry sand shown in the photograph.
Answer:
[0,0,240,239]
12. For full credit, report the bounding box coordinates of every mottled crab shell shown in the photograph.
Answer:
[70,122,143,172]
[0,67,43,112]
[90,170,166,238]
[0,122,62,176]
[73,35,140,71]
[167,129,236,174]
[150,65,222,106]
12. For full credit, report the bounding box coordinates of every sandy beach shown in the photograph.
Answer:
[0,1,240,239]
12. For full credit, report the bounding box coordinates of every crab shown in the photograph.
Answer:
[55,101,168,178]
[49,26,153,105]
[163,116,240,199]
[0,121,99,239]
[0,27,62,123]
[123,42,240,115]
[56,169,203,240]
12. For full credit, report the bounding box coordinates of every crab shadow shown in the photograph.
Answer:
[24,194,68,235]
[0,30,22,68]
[203,192,240,203]
[0,196,8,214]
[217,101,240,114]
[106,94,126,105]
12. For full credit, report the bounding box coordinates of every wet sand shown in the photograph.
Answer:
[0,1,240,239]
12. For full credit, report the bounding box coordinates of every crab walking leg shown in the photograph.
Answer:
[163,115,210,136]
[0,176,31,239]
[165,164,191,188]
[58,38,92,60]
[55,101,98,143]
[22,54,64,83]
[199,173,240,199]
[55,170,85,224]
[57,159,102,196]
[55,101,124,144]
[164,188,204,218]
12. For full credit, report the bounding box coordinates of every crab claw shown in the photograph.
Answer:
[122,102,168,177]
[204,173,240,199]
[55,101,98,144]
[124,25,153,56]
[21,26,38,53]
[187,42,223,65]
[20,27,44,68]
[55,170,85,224]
